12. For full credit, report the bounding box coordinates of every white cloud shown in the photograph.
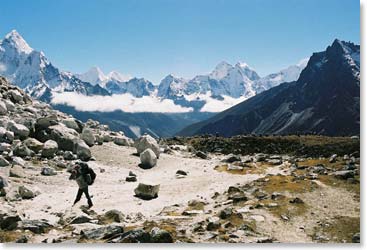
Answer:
[51,92,193,113]
[184,92,249,112]
[200,95,247,112]
[0,63,7,72]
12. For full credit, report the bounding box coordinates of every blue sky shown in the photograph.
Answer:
[0,0,359,84]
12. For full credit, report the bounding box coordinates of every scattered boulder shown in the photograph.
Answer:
[0,175,9,189]
[0,155,10,167]
[18,219,51,234]
[289,197,304,204]
[223,154,241,163]
[134,134,160,158]
[196,151,208,159]
[114,135,133,146]
[219,207,233,219]
[176,170,187,176]
[74,139,91,161]
[9,165,25,178]
[108,229,151,243]
[69,215,92,224]
[150,227,174,243]
[8,89,23,103]
[63,151,77,160]
[329,154,337,163]
[7,121,30,139]
[41,167,57,176]
[0,100,7,115]
[0,209,21,230]
[134,183,160,200]
[352,232,360,243]
[24,138,44,153]
[49,124,78,151]
[18,185,40,199]
[103,209,124,223]
[81,225,124,240]
[13,144,33,157]
[36,115,59,129]
[333,170,355,180]
[81,128,95,147]
[126,176,137,182]
[139,148,157,169]
[62,118,82,133]
[41,140,58,158]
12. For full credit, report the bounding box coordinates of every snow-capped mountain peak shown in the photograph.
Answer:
[210,61,233,80]
[107,70,131,82]
[77,66,107,85]
[2,30,33,54]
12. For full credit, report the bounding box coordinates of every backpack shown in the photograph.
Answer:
[80,163,96,185]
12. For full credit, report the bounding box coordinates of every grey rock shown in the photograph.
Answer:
[0,210,21,230]
[13,144,33,157]
[140,148,157,169]
[63,151,77,160]
[150,227,174,243]
[329,154,337,163]
[81,225,124,240]
[0,155,10,167]
[333,170,355,180]
[134,134,160,158]
[108,229,151,243]
[18,185,40,199]
[114,135,133,146]
[0,100,7,115]
[104,209,124,223]
[62,118,81,132]
[352,232,360,243]
[18,219,51,234]
[81,128,95,147]
[126,176,137,182]
[9,165,25,178]
[41,140,58,158]
[24,138,44,153]
[8,121,29,139]
[49,124,78,151]
[134,183,160,200]
[8,89,23,103]
[219,207,233,219]
[41,167,57,176]
[74,139,91,161]
[196,151,208,159]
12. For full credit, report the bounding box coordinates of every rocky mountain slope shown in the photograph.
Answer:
[179,39,360,137]
[0,76,360,243]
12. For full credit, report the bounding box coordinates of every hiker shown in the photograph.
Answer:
[69,161,96,208]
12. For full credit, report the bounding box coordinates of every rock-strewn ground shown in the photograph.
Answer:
[0,76,360,243]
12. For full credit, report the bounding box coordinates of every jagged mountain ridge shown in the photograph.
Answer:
[0,30,110,102]
[0,30,307,111]
[179,39,360,137]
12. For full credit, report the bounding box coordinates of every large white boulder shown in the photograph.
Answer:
[134,134,160,158]
[140,148,157,169]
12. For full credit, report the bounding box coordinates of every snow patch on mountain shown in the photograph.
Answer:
[51,92,193,113]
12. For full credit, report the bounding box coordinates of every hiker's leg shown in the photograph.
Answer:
[83,187,93,207]
[73,188,83,204]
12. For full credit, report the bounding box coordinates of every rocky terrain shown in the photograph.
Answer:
[0,76,360,243]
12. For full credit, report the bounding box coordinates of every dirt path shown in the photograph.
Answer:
[12,143,266,224]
